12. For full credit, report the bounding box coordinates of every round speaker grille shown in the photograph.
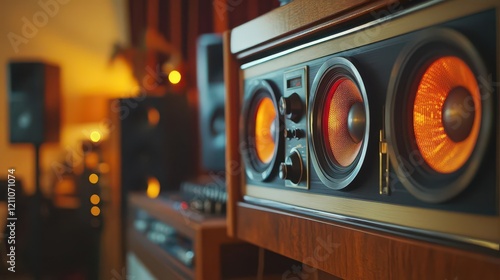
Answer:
[413,56,481,174]
[323,77,364,167]
[254,97,277,164]
[386,28,491,203]
[241,80,282,181]
[310,57,369,190]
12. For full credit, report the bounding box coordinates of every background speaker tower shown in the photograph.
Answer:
[8,61,61,144]
[197,34,226,172]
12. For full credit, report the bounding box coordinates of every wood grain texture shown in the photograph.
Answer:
[236,202,500,280]
[236,203,389,279]
[388,239,500,280]
[231,0,399,55]
[195,224,235,279]
[224,30,243,238]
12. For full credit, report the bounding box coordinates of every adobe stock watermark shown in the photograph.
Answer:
[282,235,341,280]
[334,1,404,51]
[7,0,71,53]
[111,267,135,280]
[213,0,243,21]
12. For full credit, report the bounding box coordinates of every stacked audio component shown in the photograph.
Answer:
[238,0,499,252]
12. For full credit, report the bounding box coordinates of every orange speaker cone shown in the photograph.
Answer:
[323,77,365,167]
[413,56,481,173]
[254,97,277,164]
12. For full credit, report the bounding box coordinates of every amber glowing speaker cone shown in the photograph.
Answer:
[242,79,282,182]
[322,77,365,167]
[254,97,277,164]
[413,56,481,174]
[386,28,492,203]
[309,57,369,190]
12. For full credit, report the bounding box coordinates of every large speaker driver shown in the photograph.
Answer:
[309,57,369,190]
[242,80,283,181]
[386,28,492,203]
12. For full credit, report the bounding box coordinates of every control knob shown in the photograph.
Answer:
[279,149,303,184]
[279,93,303,123]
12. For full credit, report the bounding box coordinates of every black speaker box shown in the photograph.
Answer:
[197,34,226,172]
[7,61,61,144]
[119,95,194,193]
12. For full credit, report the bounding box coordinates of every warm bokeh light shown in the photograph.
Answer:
[146,177,161,198]
[99,163,110,173]
[91,206,101,216]
[254,97,277,164]
[90,131,101,142]
[54,177,77,195]
[85,152,100,170]
[168,70,182,84]
[0,1,133,196]
[147,107,161,126]
[89,173,99,184]
[90,194,100,205]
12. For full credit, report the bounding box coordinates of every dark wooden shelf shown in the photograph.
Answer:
[235,202,500,279]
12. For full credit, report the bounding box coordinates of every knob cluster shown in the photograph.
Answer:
[285,128,305,139]
[181,182,227,215]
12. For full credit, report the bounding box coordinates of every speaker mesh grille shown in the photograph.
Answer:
[254,96,277,164]
[323,77,363,167]
[413,56,481,173]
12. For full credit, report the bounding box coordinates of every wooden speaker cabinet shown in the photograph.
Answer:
[225,0,500,279]
[127,194,304,280]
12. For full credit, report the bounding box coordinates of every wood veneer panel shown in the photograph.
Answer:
[236,202,500,280]
[195,225,236,279]
[388,239,500,280]
[236,203,390,279]
[231,0,398,56]
[224,30,243,237]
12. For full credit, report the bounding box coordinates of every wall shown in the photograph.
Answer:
[0,0,137,195]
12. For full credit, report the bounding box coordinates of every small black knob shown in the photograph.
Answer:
[279,150,303,184]
[284,128,304,139]
[292,129,304,139]
[279,93,303,123]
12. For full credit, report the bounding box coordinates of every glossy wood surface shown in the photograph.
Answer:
[231,0,399,56]
[224,30,243,238]
[236,202,500,280]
